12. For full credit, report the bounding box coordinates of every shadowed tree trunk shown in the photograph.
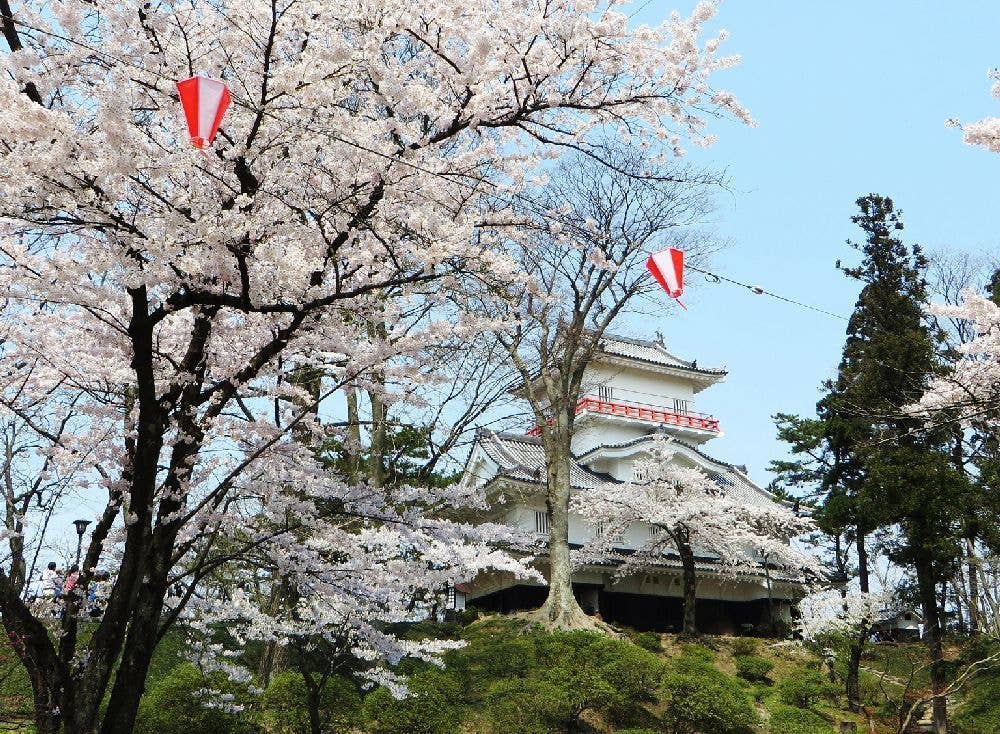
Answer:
[674,527,697,636]
[538,416,591,628]
[965,537,981,635]
[845,530,871,713]
[916,555,948,733]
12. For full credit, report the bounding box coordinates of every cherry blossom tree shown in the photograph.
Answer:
[953,69,1000,152]
[912,292,1000,429]
[796,586,895,643]
[0,0,755,730]
[797,585,896,711]
[573,436,818,635]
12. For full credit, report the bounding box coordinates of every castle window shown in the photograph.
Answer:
[649,525,663,538]
[598,385,614,400]
[534,511,549,535]
[596,521,625,546]
[633,466,647,482]
[673,398,690,415]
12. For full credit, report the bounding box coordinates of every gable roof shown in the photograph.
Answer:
[596,333,727,376]
[467,430,787,512]
[472,430,614,490]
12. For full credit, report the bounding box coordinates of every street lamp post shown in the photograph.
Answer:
[72,519,91,568]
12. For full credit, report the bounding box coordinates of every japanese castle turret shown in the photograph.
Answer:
[458,333,808,635]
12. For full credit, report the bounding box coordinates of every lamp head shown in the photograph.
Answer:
[73,519,91,537]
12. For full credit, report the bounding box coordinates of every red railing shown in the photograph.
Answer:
[526,396,720,436]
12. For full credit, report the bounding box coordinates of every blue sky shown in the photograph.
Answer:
[619,1,1000,486]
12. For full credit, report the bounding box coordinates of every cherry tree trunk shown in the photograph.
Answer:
[98,581,170,734]
[845,640,864,712]
[306,679,323,734]
[676,531,697,636]
[538,426,589,629]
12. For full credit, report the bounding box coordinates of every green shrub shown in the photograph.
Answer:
[260,671,361,734]
[777,669,836,709]
[730,638,759,657]
[957,635,1000,667]
[532,631,665,724]
[586,636,667,705]
[483,678,573,734]
[679,643,717,664]
[750,683,770,703]
[615,730,662,734]
[443,627,669,731]
[443,633,536,703]
[858,670,889,708]
[134,663,256,734]
[768,704,835,734]
[362,669,464,734]
[661,669,758,734]
[542,662,619,722]
[625,631,663,653]
[671,643,718,675]
[734,655,774,683]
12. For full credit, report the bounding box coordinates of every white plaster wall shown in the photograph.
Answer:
[509,502,724,557]
[581,363,697,408]
[570,421,651,459]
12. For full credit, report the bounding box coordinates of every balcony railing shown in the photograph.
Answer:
[526,396,721,436]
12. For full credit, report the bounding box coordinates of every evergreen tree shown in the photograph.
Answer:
[773,195,968,728]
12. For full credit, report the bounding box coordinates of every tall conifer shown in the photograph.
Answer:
[775,196,966,728]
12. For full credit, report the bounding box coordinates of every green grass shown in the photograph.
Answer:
[861,642,933,689]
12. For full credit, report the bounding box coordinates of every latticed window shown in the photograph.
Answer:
[649,524,663,539]
[534,510,549,535]
[598,385,614,400]
[596,520,625,546]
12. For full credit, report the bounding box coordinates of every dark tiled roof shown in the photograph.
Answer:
[597,333,727,376]
[476,430,614,490]
[475,430,785,511]
[571,545,809,585]
[572,431,786,509]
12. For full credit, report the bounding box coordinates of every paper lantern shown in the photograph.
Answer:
[176,74,231,149]
[646,248,684,300]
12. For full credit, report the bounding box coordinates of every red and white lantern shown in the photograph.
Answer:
[646,248,684,303]
[176,74,231,149]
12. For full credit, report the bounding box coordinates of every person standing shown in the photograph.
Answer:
[63,564,80,596]
[41,562,61,599]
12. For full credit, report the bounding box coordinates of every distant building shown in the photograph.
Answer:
[459,333,810,634]
[872,608,922,641]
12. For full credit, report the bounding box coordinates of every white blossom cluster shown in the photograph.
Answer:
[0,0,751,708]
[572,436,820,581]
[911,292,1000,428]
[796,587,896,641]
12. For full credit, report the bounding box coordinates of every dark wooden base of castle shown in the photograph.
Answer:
[470,583,786,636]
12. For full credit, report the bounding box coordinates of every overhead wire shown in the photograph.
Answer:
[685,264,849,321]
